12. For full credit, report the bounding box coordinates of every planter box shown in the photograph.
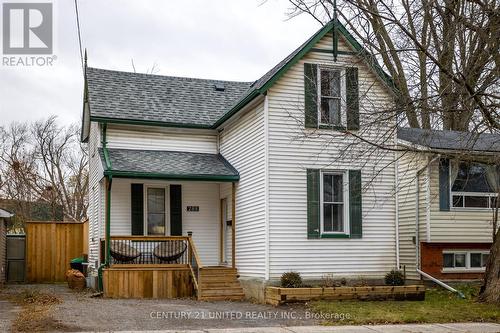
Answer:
[265,285,425,305]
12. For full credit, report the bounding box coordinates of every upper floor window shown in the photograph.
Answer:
[319,68,345,127]
[304,63,359,130]
[451,162,499,209]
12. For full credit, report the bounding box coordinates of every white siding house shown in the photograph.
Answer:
[81,21,498,299]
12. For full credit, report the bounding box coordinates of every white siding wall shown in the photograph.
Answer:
[219,101,267,279]
[396,153,495,280]
[106,124,217,153]
[266,34,397,280]
[87,122,104,269]
[108,178,221,266]
[219,184,233,265]
[428,161,494,242]
[396,151,426,280]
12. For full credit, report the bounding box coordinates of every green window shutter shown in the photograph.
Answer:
[304,63,318,128]
[307,169,320,238]
[131,183,144,235]
[170,185,182,236]
[349,170,362,238]
[439,159,450,211]
[346,67,359,130]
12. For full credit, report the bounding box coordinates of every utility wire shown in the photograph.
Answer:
[74,0,84,72]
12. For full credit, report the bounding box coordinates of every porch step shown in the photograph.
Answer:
[198,267,245,301]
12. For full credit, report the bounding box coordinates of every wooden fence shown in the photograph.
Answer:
[26,221,88,282]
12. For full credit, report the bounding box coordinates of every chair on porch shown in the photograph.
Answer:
[152,240,187,263]
[110,241,141,263]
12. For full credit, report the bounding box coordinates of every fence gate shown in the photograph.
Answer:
[25,221,88,283]
[6,235,25,282]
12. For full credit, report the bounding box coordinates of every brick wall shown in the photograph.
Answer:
[420,242,491,280]
[0,218,6,284]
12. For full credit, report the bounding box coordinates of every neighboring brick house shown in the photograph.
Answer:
[0,208,14,285]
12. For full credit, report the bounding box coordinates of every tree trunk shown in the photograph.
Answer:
[480,191,499,304]
[479,229,500,303]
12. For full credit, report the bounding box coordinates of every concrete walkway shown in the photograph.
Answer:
[115,323,500,333]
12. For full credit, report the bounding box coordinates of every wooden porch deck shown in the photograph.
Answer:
[102,236,244,300]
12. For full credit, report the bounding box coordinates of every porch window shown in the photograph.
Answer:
[450,162,499,209]
[319,68,345,126]
[147,187,166,235]
[442,250,489,271]
[320,172,348,234]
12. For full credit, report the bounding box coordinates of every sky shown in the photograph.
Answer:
[0,0,320,127]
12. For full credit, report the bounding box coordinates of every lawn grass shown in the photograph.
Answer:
[309,285,500,325]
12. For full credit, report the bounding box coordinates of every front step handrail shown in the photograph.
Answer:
[187,235,202,296]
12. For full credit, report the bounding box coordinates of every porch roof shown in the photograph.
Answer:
[98,148,239,182]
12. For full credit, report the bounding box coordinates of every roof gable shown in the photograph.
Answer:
[81,21,394,140]
[213,21,394,128]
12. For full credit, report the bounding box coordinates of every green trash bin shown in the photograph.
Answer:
[70,257,84,273]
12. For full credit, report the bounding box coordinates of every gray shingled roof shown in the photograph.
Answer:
[397,127,500,153]
[99,148,239,180]
[87,67,252,127]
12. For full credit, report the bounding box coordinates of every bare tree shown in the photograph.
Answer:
[282,0,499,303]
[287,0,499,132]
[0,117,88,228]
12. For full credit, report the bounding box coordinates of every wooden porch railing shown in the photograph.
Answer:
[104,236,203,295]
[187,236,202,293]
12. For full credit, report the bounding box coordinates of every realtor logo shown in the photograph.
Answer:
[2,2,53,54]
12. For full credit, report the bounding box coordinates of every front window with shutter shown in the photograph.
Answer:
[307,168,362,239]
[320,171,349,234]
[319,68,346,127]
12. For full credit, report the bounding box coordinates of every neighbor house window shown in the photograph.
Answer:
[319,68,345,126]
[321,172,348,234]
[450,162,499,209]
[442,251,489,271]
[147,187,166,235]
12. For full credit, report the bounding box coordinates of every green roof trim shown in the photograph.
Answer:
[258,21,336,93]
[212,89,262,128]
[104,170,239,182]
[214,21,395,128]
[90,116,213,130]
[82,20,395,134]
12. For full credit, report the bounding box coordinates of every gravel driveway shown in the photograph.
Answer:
[1,284,319,332]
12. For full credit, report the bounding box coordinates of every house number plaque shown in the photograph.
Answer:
[187,206,200,212]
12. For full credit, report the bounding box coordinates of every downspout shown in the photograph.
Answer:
[394,138,400,268]
[263,94,270,281]
[98,123,112,291]
[416,154,439,270]
[415,154,464,299]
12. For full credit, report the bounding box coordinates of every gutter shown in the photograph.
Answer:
[394,139,400,268]
[415,154,465,299]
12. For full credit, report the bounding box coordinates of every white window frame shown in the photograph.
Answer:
[317,66,347,127]
[143,184,169,236]
[442,250,489,273]
[320,170,350,235]
[450,163,498,211]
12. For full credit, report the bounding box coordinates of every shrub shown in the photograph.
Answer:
[385,269,405,286]
[281,271,302,288]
